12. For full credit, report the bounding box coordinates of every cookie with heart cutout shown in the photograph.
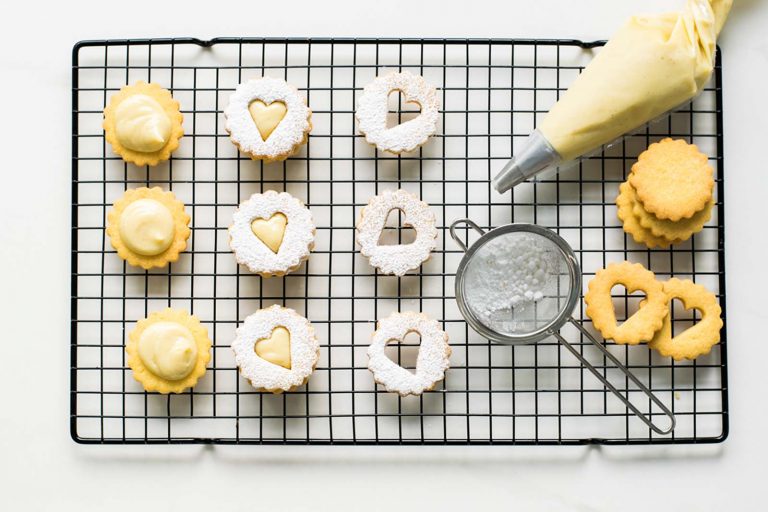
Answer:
[229,190,315,277]
[224,77,312,162]
[356,71,440,154]
[367,311,451,397]
[232,305,320,393]
[584,261,669,345]
[356,189,438,276]
[648,278,723,361]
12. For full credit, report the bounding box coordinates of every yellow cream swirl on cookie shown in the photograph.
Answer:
[114,94,172,153]
[118,198,175,256]
[539,0,732,161]
[138,321,199,381]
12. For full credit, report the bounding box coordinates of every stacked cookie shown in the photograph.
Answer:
[617,138,715,248]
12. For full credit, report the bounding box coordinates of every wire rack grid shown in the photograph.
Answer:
[71,38,727,445]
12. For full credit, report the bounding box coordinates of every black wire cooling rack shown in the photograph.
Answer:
[71,38,727,445]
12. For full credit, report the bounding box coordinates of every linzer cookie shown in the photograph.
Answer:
[229,190,315,277]
[648,278,722,361]
[356,71,440,154]
[224,77,312,162]
[629,138,714,221]
[367,311,450,396]
[232,305,320,393]
[356,189,438,276]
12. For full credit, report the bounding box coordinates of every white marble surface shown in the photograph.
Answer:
[1,0,767,509]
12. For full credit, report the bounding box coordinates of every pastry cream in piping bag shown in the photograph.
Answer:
[492,0,732,193]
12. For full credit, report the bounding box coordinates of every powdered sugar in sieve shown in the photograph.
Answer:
[461,231,568,336]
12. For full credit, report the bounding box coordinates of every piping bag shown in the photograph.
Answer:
[492,0,732,193]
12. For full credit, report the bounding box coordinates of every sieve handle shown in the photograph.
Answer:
[449,219,486,252]
[553,318,676,435]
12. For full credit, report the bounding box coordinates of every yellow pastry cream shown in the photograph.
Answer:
[255,326,292,369]
[249,100,288,141]
[539,0,732,161]
[103,81,184,166]
[138,322,198,381]
[114,94,172,152]
[251,213,288,253]
[127,308,211,394]
[106,187,191,269]
[119,198,175,256]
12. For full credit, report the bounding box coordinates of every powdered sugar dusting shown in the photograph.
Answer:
[232,305,319,393]
[463,232,565,335]
[229,190,315,276]
[224,77,311,161]
[367,312,450,396]
[356,71,439,154]
[356,189,437,276]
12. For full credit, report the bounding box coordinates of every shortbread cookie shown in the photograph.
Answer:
[356,71,440,154]
[106,187,191,269]
[648,278,722,361]
[126,308,211,394]
[103,81,184,167]
[224,77,312,162]
[229,190,315,277]
[616,181,674,249]
[356,189,437,276]
[585,261,669,345]
[232,305,320,393]
[629,138,714,221]
[367,311,450,396]
[633,192,714,242]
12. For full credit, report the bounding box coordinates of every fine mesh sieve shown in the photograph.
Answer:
[450,219,675,435]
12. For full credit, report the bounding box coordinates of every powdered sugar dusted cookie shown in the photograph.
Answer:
[356,71,439,154]
[229,190,315,277]
[368,311,450,396]
[232,305,320,393]
[224,77,312,162]
[356,189,437,276]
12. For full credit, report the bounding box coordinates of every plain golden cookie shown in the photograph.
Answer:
[585,261,669,345]
[616,181,674,249]
[632,189,714,242]
[648,278,723,361]
[629,138,714,222]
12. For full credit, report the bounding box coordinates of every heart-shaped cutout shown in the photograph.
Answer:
[251,213,287,253]
[384,331,421,374]
[248,100,287,141]
[386,89,422,129]
[255,326,291,369]
[611,285,648,327]
[377,208,417,246]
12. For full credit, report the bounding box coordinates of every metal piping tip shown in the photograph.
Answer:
[492,159,527,193]
[492,129,562,194]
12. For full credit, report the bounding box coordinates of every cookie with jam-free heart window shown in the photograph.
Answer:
[224,77,312,162]
[356,70,440,154]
